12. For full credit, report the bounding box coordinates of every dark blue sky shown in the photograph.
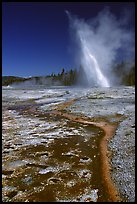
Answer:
[2,2,135,77]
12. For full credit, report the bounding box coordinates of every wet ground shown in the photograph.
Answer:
[2,86,135,202]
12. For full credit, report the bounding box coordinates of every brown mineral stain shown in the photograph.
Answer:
[52,99,121,202]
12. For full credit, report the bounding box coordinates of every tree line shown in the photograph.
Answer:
[2,62,135,86]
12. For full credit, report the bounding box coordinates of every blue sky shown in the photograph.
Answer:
[2,2,135,77]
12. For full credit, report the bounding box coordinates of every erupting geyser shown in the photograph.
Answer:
[79,33,110,87]
[66,9,134,87]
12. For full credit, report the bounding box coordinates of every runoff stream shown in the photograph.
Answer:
[3,86,129,202]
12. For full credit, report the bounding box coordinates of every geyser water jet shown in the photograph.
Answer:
[66,9,134,87]
[79,34,110,87]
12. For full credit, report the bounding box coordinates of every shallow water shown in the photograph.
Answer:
[2,85,135,202]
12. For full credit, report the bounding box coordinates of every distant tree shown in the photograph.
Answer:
[2,76,27,86]
[122,65,135,85]
[113,61,135,86]
[76,65,89,86]
[61,68,65,76]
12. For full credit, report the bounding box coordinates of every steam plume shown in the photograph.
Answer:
[66,8,134,87]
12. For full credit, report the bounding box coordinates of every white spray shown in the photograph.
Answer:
[66,8,134,87]
[79,33,110,87]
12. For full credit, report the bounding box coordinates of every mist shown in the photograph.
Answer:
[11,77,62,88]
[66,8,134,87]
